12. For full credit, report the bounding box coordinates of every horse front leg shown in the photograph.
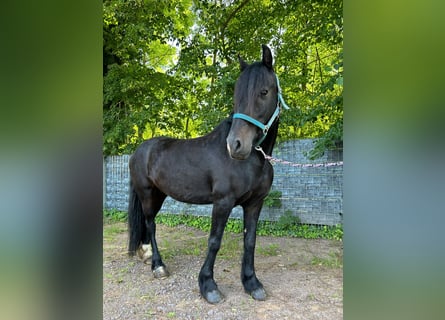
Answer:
[198,201,232,304]
[241,202,267,301]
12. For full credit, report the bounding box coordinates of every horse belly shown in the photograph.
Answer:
[151,165,214,205]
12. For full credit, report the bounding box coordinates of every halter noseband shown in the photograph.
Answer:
[232,75,289,147]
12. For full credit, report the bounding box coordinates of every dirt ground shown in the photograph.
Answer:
[103,222,343,320]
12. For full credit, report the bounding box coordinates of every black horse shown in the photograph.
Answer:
[128,45,284,304]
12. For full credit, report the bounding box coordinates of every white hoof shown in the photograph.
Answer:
[137,244,152,264]
[153,266,169,278]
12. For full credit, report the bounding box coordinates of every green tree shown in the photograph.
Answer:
[103,0,343,157]
[103,0,195,154]
[274,0,343,158]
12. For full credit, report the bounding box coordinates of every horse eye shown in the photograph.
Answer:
[260,89,268,96]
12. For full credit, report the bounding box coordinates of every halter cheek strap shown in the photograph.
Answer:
[233,106,280,146]
[232,74,289,147]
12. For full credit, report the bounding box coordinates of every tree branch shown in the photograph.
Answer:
[220,0,250,35]
[219,0,250,64]
[315,46,323,83]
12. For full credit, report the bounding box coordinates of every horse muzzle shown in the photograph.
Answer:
[226,130,255,160]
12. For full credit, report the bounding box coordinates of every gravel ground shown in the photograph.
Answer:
[103,222,343,320]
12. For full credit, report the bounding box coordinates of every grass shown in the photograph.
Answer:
[103,210,343,241]
[157,232,281,261]
[103,223,127,241]
[311,251,343,268]
[218,233,243,259]
[160,236,207,259]
[159,231,242,261]
[257,243,280,256]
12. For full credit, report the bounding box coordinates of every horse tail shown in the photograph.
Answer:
[127,179,146,256]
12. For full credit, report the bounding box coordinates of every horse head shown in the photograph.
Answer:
[226,44,279,160]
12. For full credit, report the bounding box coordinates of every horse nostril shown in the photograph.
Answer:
[234,139,242,152]
[226,135,248,159]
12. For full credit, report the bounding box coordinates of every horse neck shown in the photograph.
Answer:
[259,119,279,156]
[208,117,233,143]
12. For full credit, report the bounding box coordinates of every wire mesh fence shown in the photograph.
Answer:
[104,139,343,226]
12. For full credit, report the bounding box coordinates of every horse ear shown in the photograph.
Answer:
[238,54,248,71]
[262,44,273,69]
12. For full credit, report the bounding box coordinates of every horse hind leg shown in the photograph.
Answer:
[140,187,169,278]
[137,231,152,264]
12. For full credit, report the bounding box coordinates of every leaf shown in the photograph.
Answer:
[103,0,343,156]
[336,75,343,86]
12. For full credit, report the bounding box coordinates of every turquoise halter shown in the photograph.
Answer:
[232,75,289,147]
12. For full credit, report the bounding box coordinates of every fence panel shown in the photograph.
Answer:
[104,139,343,226]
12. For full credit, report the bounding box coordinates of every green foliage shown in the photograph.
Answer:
[263,190,282,208]
[155,213,212,232]
[103,210,342,240]
[103,0,343,157]
[104,209,127,223]
[276,210,301,229]
[257,220,343,241]
[225,218,243,233]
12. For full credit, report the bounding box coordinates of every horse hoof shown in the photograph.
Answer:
[204,289,224,304]
[153,266,169,279]
[251,287,267,301]
[137,244,152,264]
